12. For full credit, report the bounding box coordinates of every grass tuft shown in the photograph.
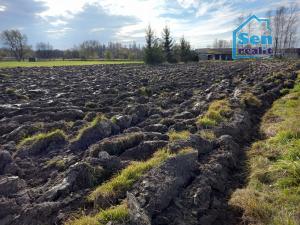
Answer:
[97,203,129,224]
[230,188,273,223]
[198,129,216,141]
[46,157,67,170]
[168,130,191,141]
[196,99,232,127]
[18,129,67,148]
[65,203,129,225]
[73,114,107,141]
[138,86,151,96]
[4,87,16,94]
[88,148,173,204]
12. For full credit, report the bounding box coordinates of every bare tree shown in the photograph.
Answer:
[283,4,298,50]
[213,39,231,48]
[36,42,53,59]
[270,3,298,56]
[0,29,28,61]
[79,40,101,59]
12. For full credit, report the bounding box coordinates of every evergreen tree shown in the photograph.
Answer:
[162,26,174,62]
[179,36,191,62]
[144,25,164,64]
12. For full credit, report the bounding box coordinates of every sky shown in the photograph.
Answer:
[0,0,299,49]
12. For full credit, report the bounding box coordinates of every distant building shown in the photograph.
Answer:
[282,48,300,58]
[196,48,232,60]
[196,48,300,60]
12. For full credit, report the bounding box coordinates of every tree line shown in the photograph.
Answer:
[0,31,143,61]
[144,25,198,64]
[0,26,198,64]
[0,3,298,62]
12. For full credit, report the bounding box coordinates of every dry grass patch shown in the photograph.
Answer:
[198,129,216,141]
[168,130,191,141]
[230,73,300,225]
[241,92,262,108]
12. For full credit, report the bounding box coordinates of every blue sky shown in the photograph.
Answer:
[0,0,299,49]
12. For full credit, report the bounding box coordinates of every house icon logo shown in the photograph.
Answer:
[232,15,273,59]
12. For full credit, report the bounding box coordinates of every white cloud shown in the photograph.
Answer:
[46,27,72,33]
[90,27,105,32]
[31,0,299,47]
[50,19,68,26]
[177,0,199,9]
[195,0,228,17]
[34,0,97,19]
[31,0,238,47]
[46,27,73,38]
[99,0,238,47]
[0,5,6,12]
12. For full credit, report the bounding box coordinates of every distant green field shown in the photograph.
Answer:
[0,60,143,68]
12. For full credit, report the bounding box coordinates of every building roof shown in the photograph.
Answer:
[196,48,232,54]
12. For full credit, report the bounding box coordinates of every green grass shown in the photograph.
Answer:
[0,60,143,68]
[168,130,191,141]
[90,132,144,157]
[230,71,300,225]
[197,99,232,128]
[73,114,107,141]
[46,157,67,170]
[17,129,67,148]
[65,203,129,225]
[88,148,174,205]
[69,147,196,224]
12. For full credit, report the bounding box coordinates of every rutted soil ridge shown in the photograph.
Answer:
[0,61,299,225]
